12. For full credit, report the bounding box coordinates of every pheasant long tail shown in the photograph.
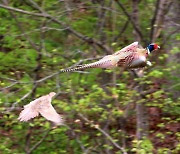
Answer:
[60,59,113,73]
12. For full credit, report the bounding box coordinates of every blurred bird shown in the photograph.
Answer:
[18,92,63,126]
[60,42,160,72]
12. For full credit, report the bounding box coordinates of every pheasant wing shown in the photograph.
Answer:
[91,52,132,69]
[116,52,136,67]
[18,99,41,122]
[39,101,63,125]
[113,42,138,56]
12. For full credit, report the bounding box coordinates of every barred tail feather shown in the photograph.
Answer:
[60,62,99,73]
[60,60,111,73]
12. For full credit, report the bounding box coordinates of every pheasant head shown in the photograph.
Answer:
[147,43,160,54]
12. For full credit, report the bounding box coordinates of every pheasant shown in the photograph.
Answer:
[60,42,160,72]
[18,92,64,126]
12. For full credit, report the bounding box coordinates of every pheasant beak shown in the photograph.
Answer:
[158,46,160,49]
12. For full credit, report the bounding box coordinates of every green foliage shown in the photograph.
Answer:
[0,0,179,153]
[132,138,154,154]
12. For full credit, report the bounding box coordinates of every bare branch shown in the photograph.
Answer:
[0,56,101,87]
[0,2,112,54]
[65,125,87,153]
[8,27,68,37]
[162,27,180,45]
[132,0,141,42]
[150,0,160,42]
[78,113,127,154]
[96,0,109,43]
[114,0,147,44]
[150,0,172,42]
[140,88,157,97]
[1,1,39,50]
[28,129,52,154]
[8,90,33,112]
[113,20,129,42]
[0,82,18,91]
[0,4,47,17]
[0,76,18,82]
[35,56,103,83]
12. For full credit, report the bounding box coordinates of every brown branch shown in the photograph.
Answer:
[35,56,103,83]
[25,127,32,154]
[1,2,39,51]
[0,4,47,17]
[131,69,150,140]
[27,129,52,154]
[0,2,112,54]
[42,16,113,54]
[65,125,87,153]
[132,0,141,42]
[0,82,18,91]
[78,113,128,154]
[114,0,147,44]
[162,27,180,45]
[1,56,103,87]
[140,88,157,97]
[9,90,33,112]
[113,20,129,42]
[96,0,110,44]
[1,0,42,98]
[1,2,50,151]
[150,0,172,42]
[150,0,160,42]
[1,0,37,109]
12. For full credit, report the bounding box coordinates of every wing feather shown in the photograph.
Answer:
[18,96,45,121]
[18,103,39,122]
[18,92,63,125]
[39,103,63,125]
[113,42,138,56]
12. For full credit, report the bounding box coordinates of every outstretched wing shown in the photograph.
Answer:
[18,99,40,122]
[116,52,136,67]
[39,102,63,125]
[113,42,138,56]
[18,92,60,124]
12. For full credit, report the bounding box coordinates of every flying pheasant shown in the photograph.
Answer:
[60,42,160,72]
[18,92,63,126]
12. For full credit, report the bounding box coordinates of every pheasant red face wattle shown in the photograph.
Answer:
[60,42,160,71]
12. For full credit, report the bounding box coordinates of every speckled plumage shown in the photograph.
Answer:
[60,42,159,72]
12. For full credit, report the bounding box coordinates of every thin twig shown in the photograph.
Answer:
[114,0,147,44]
[78,113,128,154]
[35,56,103,83]
[0,4,47,17]
[0,2,112,54]
[0,82,18,91]
[7,27,69,37]
[8,90,33,112]
[28,129,52,154]
[65,125,87,153]
[113,20,129,42]
[150,0,160,42]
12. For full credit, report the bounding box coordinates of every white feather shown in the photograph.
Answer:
[18,92,63,125]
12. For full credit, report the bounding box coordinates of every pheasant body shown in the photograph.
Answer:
[117,48,148,68]
[60,42,160,72]
[18,92,64,126]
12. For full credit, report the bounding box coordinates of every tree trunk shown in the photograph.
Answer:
[164,0,180,98]
[135,87,149,139]
[150,0,172,42]
[132,0,149,140]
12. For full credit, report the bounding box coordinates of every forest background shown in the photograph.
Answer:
[0,0,179,154]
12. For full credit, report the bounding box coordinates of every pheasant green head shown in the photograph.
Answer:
[147,43,160,54]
